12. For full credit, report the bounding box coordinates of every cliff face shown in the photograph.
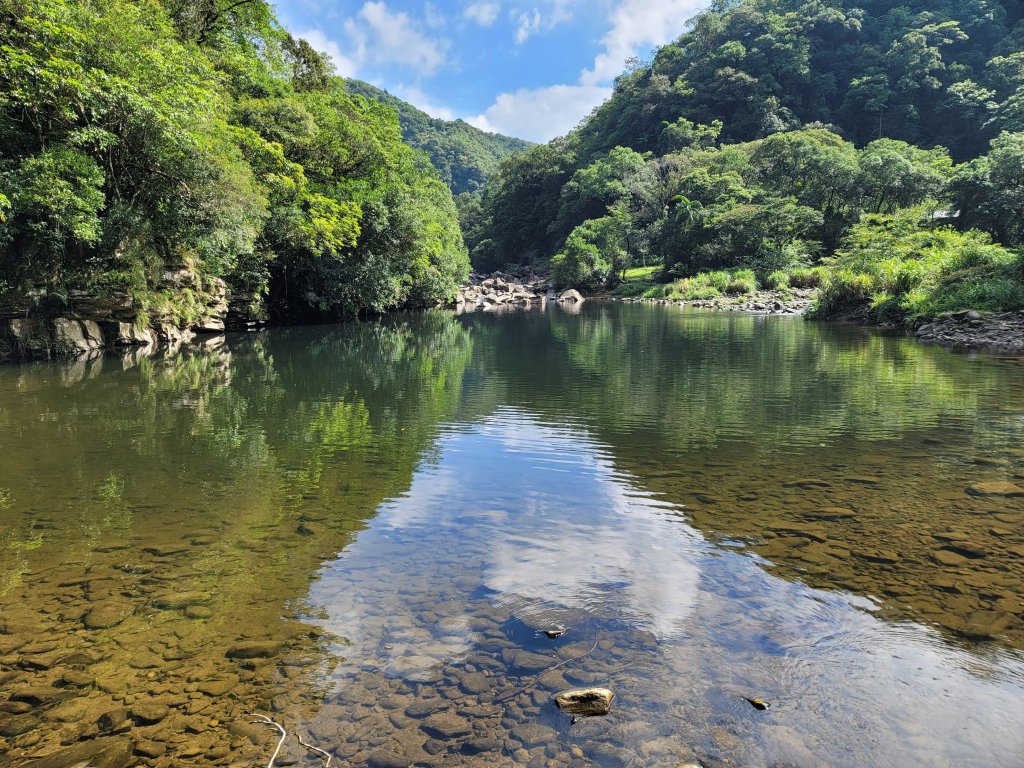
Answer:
[0,268,235,363]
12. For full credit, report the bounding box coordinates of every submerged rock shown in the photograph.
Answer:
[554,687,615,716]
[421,712,472,739]
[225,640,283,659]
[967,482,1024,497]
[21,735,133,768]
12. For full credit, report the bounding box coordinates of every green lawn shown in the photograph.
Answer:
[622,265,661,282]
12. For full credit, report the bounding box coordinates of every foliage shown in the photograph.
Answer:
[344,80,532,196]
[950,131,1024,247]
[0,0,468,324]
[810,210,1024,322]
[766,270,790,290]
[466,0,1024,316]
[664,269,762,301]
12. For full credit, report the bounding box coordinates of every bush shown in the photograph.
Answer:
[766,270,790,290]
[810,210,1024,322]
[788,266,826,288]
[726,269,758,295]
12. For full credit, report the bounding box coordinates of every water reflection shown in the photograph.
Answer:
[0,304,1022,767]
[304,408,1024,767]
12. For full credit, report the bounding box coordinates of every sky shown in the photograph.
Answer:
[275,0,710,143]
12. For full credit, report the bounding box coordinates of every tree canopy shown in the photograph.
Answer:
[0,0,469,324]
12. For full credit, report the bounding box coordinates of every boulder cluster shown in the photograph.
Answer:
[455,273,583,311]
[916,309,1024,352]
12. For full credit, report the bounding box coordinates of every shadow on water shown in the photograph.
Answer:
[0,304,1022,767]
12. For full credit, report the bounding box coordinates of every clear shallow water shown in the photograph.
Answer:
[1,304,1023,768]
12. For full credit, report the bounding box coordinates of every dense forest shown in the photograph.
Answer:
[466,0,1024,323]
[0,0,470,328]
[344,80,532,197]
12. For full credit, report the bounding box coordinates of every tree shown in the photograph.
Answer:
[950,131,1024,247]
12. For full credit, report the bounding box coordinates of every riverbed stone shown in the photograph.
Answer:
[22,735,133,768]
[462,737,503,755]
[511,723,558,747]
[130,701,169,723]
[966,482,1024,497]
[421,712,472,739]
[553,687,614,716]
[82,601,133,630]
[226,640,283,659]
[366,750,410,768]
[460,672,492,694]
[405,699,443,718]
[509,650,553,673]
[135,739,167,758]
[0,714,38,737]
[198,676,239,696]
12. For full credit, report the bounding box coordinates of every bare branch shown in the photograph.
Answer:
[297,732,333,767]
[246,713,287,768]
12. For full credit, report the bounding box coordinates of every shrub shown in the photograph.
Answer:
[726,269,758,295]
[788,266,826,288]
[810,209,1024,322]
[766,270,790,290]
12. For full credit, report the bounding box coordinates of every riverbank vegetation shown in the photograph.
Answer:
[467,0,1024,325]
[0,0,469,327]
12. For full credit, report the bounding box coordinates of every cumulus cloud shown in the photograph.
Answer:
[297,28,360,78]
[581,0,705,85]
[464,1,501,26]
[467,83,611,142]
[344,1,449,75]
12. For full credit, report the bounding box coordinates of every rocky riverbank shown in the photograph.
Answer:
[612,287,816,315]
[454,273,586,313]
[0,266,239,364]
[915,309,1024,353]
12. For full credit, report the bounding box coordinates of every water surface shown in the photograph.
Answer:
[1,304,1023,767]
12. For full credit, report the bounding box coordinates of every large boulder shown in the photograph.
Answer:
[558,289,584,303]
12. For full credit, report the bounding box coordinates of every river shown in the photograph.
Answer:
[1,303,1022,767]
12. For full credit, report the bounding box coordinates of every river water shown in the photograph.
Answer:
[1,303,1022,768]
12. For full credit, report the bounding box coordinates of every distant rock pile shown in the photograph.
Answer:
[454,272,552,311]
[916,309,1024,352]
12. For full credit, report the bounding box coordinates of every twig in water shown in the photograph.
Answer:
[297,732,333,767]
[246,713,287,768]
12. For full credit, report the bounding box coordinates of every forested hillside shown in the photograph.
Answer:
[468,0,1024,324]
[345,80,532,196]
[0,0,469,330]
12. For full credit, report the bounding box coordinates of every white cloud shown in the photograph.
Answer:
[344,1,449,75]
[464,1,500,26]
[467,83,611,142]
[392,84,456,121]
[511,1,577,44]
[297,29,360,78]
[514,9,542,44]
[581,0,705,85]
[424,2,446,29]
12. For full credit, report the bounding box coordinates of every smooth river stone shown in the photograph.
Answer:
[966,482,1024,497]
[82,601,133,629]
[421,712,472,739]
[225,640,283,659]
[511,723,558,747]
[21,735,133,768]
[553,687,615,716]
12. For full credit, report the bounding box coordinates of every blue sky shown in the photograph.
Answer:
[275,0,710,142]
